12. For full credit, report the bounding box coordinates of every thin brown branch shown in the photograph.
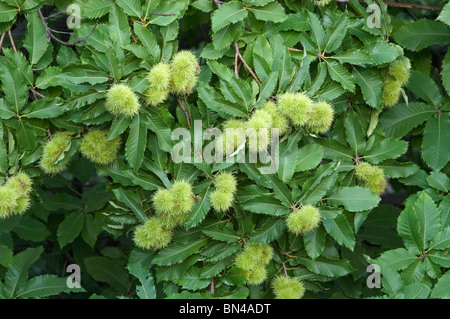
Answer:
[385,2,442,11]
[134,19,146,26]
[38,9,98,47]
[211,0,223,7]
[67,183,82,198]
[0,33,5,53]
[406,8,418,20]
[234,43,239,79]
[175,96,191,128]
[282,262,288,277]
[210,277,215,295]
[234,42,261,85]
[31,88,46,99]
[44,10,68,20]
[281,251,295,258]
[8,30,17,52]
[288,47,302,52]
[30,89,37,101]
[131,31,137,43]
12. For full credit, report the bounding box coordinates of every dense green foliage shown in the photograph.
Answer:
[0,0,448,299]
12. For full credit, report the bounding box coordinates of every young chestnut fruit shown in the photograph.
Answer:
[286,205,321,235]
[214,172,237,194]
[145,62,172,106]
[278,92,312,126]
[382,80,402,108]
[306,101,335,134]
[354,162,387,195]
[247,265,268,285]
[216,119,246,156]
[106,83,141,117]
[381,55,410,108]
[0,186,20,218]
[272,276,306,299]
[388,56,411,86]
[6,172,33,196]
[171,180,195,213]
[170,51,199,95]
[210,172,237,212]
[80,130,120,165]
[210,190,234,212]
[152,180,195,229]
[261,101,290,136]
[40,132,73,174]
[133,217,172,250]
[0,172,33,218]
[314,0,332,6]
[235,243,273,271]
[14,196,31,215]
[153,188,176,215]
[246,109,273,152]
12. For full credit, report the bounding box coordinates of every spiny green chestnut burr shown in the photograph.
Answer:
[214,172,237,194]
[170,50,199,94]
[106,84,141,117]
[153,188,186,229]
[6,172,32,196]
[355,162,387,195]
[145,62,172,106]
[161,211,188,229]
[247,265,268,285]
[147,62,172,92]
[39,132,72,174]
[14,196,31,215]
[80,130,120,165]
[0,186,19,218]
[314,0,332,6]
[261,101,290,136]
[133,217,172,250]
[246,109,273,152]
[171,180,193,201]
[216,119,246,155]
[272,276,306,299]
[235,243,273,271]
[210,172,237,212]
[388,56,411,86]
[253,243,274,265]
[153,188,176,215]
[393,44,404,57]
[152,181,195,228]
[286,205,321,235]
[145,86,170,107]
[382,79,401,108]
[210,189,234,212]
[306,101,335,134]
[171,180,195,213]
[278,92,312,126]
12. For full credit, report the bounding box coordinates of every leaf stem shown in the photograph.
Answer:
[282,262,288,277]
[0,33,6,53]
[176,96,191,128]
[8,30,17,52]
[385,2,442,12]
[234,42,261,85]
[234,43,239,79]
